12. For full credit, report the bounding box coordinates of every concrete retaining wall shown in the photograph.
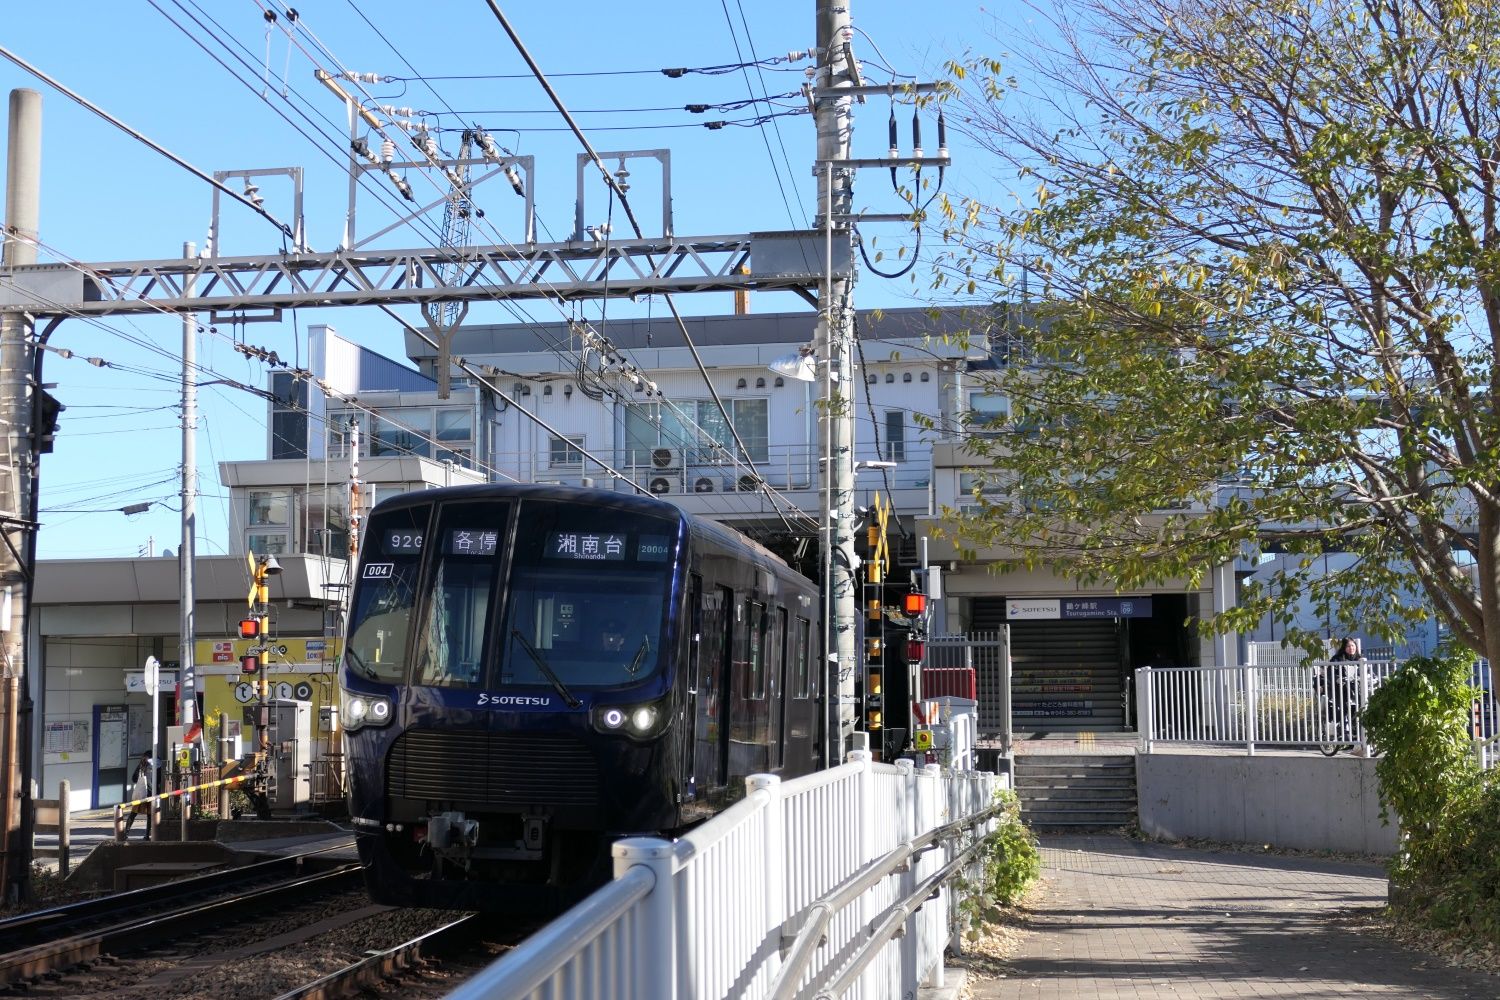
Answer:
[1137,753,1400,855]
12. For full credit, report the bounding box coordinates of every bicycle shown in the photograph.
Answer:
[1315,663,1376,756]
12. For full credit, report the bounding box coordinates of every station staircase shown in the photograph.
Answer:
[1013,753,1138,830]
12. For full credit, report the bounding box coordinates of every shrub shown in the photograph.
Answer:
[1362,650,1497,940]
[957,788,1041,936]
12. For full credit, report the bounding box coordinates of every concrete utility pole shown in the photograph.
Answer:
[0,87,40,904]
[179,242,196,730]
[814,0,859,755]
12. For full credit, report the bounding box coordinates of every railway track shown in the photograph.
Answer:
[0,862,362,991]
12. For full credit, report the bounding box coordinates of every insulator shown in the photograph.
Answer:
[380,138,396,163]
[504,164,525,196]
[937,109,949,158]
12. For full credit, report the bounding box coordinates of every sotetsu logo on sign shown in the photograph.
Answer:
[1006,599,1060,620]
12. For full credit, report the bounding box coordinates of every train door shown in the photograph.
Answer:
[691,584,731,801]
[769,606,787,770]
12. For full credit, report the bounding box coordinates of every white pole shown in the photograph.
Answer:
[144,655,159,840]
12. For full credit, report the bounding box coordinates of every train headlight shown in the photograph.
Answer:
[341,689,394,732]
[592,698,668,739]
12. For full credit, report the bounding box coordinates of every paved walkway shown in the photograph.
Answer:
[967,835,1499,999]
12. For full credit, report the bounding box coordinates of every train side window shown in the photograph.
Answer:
[792,616,812,698]
[747,601,766,699]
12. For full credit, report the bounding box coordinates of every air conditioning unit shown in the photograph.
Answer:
[649,476,674,495]
[737,474,758,492]
[693,477,715,493]
[651,447,681,470]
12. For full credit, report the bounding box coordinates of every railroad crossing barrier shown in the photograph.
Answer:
[113,773,250,841]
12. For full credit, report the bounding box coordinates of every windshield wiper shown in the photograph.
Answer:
[626,635,651,677]
[344,647,380,680]
[509,629,582,708]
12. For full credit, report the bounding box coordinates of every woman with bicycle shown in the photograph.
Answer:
[1317,637,1365,755]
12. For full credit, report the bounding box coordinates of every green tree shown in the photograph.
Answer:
[934,0,1500,658]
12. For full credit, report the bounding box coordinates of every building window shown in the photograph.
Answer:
[371,410,433,458]
[884,410,905,462]
[902,372,912,383]
[736,378,748,389]
[327,412,366,459]
[885,373,895,383]
[967,391,1009,432]
[270,372,309,460]
[247,532,289,556]
[920,371,930,382]
[625,400,768,465]
[249,489,291,527]
[550,435,584,467]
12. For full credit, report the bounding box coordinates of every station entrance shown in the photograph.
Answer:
[972,594,1193,733]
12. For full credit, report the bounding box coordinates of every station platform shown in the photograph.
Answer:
[30,809,359,882]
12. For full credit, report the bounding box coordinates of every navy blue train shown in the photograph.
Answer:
[340,484,826,910]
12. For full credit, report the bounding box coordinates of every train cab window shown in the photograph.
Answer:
[499,502,678,690]
[346,504,430,683]
[413,504,507,688]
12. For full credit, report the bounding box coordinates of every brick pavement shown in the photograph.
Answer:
[966,834,1499,1000]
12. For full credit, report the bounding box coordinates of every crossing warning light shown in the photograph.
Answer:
[238,617,262,640]
[903,593,927,615]
[240,653,260,674]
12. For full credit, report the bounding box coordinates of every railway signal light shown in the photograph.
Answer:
[240,653,260,674]
[903,593,927,616]
[238,617,262,640]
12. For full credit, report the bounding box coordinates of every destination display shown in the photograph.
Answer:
[384,530,424,554]
[445,529,499,556]
[546,531,627,561]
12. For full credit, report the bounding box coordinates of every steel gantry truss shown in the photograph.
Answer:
[0,232,849,319]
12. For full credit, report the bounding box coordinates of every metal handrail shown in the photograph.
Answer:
[812,837,989,1000]
[766,800,1002,999]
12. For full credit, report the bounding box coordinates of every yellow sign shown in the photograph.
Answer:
[195,636,342,735]
[913,729,934,751]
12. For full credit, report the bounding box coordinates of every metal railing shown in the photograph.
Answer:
[449,751,1002,1000]
[927,632,1011,751]
[1136,660,1400,755]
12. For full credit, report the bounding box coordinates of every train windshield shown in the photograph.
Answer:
[498,503,678,690]
[345,503,430,684]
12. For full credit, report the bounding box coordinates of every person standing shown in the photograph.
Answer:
[123,754,151,839]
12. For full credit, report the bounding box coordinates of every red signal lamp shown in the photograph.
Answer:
[903,593,927,615]
[240,653,260,674]
[907,639,925,662]
[238,617,262,639]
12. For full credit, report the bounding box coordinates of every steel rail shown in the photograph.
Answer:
[271,913,483,1000]
[0,847,343,947]
[0,864,361,985]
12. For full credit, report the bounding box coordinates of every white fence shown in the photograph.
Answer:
[1136,661,1400,755]
[449,751,1002,1000]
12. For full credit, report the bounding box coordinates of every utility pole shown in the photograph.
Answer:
[179,241,197,732]
[0,87,40,904]
[815,0,859,757]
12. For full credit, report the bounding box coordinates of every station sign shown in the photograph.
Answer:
[1007,597,1153,620]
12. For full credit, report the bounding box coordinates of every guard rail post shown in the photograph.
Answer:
[894,758,919,991]
[612,837,677,1000]
[1137,667,1154,753]
[1244,662,1258,756]
[920,761,945,989]
[113,803,124,842]
[849,748,876,998]
[747,773,785,989]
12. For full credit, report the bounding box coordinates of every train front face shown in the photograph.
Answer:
[341,490,686,911]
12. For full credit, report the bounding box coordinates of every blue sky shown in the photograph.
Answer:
[0,1,1018,559]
